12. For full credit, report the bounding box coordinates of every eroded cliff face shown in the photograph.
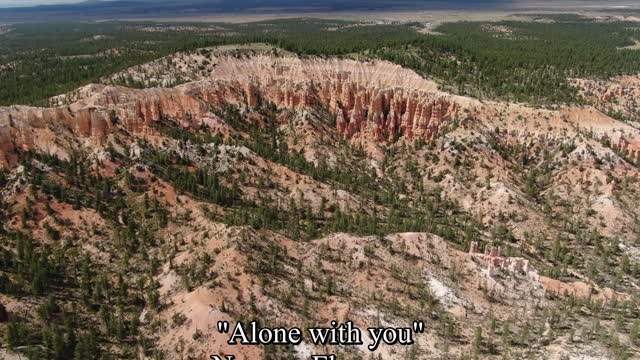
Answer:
[572,76,640,116]
[0,56,462,168]
[0,83,241,167]
[4,54,640,170]
[0,126,15,168]
[213,56,458,141]
[242,74,458,142]
[569,76,640,162]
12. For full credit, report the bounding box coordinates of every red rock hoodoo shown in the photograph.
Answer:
[0,56,464,168]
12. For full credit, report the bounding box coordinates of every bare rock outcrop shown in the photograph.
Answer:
[613,135,640,162]
[0,56,465,168]
[0,126,15,168]
[4,55,640,170]
[211,56,459,142]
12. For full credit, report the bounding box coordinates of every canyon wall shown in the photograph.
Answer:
[214,56,458,141]
[4,54,638,170]
[0,56,462,168]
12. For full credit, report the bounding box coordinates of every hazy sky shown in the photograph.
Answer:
[0,0,84,7]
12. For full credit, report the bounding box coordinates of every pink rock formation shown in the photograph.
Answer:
[538,275,627,304]
[539,276,592,299]
[0,84,242,167]
[210,56,459,142]
[0,126,15,168]
[614,136,640,162]
[468,242,623,304]
[0,56,462,168]
[469,241,529,273]
[605,86,625,101]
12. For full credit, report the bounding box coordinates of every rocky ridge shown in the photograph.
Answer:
[0,55,465,168]
[4,54,640,169]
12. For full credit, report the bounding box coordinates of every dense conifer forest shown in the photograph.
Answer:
[2,15,640,105]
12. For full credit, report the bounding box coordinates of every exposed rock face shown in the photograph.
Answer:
[212,56,458,142]
[0,83,245,167]
[468,241,529,273]
[573,75,640,128]
[538,276,624,304]
[4,55,639,171]
[0,56,462,168]
[0,126,15,168]
[468,242,625,304]
[613,135,640,162]
[560,106,640,163]
[539,276,593,299]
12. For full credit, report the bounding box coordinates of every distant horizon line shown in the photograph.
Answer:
[0,0,86,9]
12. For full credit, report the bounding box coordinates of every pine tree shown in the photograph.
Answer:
[631,320,640,346]
[473,326,483,359]
[0,303,7,322]
[74,329,99,360]
[6,320,26,350]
